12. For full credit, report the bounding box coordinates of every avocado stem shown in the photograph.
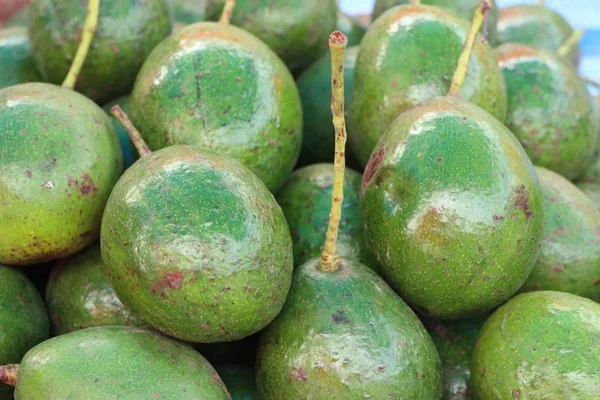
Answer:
[110,105,152,157]
[583,77,600,90]
[557,30,584,59]
[318,31,348,274]
[219,0,237,24]
[61,0,100,90]
[448,0,491,96]
[0,364,19,387]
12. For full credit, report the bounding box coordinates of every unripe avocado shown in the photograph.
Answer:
[0,27,40,89]
[577,96,600,183]
[578,182,600,212]
[471,291,600,399]
[0,83,123,266]
[102,96,136,170]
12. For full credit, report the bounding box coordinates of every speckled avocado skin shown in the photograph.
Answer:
[0,83,123,266]
[215,365,258,400]
[256,258,442,399]
[276,164,379,271]
[296,47,360,167]
[0,27,40,89]
[45,244,149,335]
[471,291,600,399]
[102,96,136,170]
[349,5,507,167]
[336,13,365,47]
[100,146,293,343]
[14,326,231,399]
[28,0,172,104]
[498,5,580,67]
[497,44,597,181]
[371,0,499,45]
[425,316,487,400]
[519,167,600,301]
[360,96,544,319]
[130,22,302,193]
[206,0,337,75]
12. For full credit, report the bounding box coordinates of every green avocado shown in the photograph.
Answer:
[371,0,499,45]
[28,0,172,104]
[0,83,123,266]
[0,266,49,400]
[206,0,337,75]
[577,182,600,212]
[276,164,378,271]
[101,145,293,343]
[257,258,441,399]
[215,365,258,400]
[425,316,487,400]
[45,244,149,335]
[471,291,600,399]
[170,0,208,24]
[296,47,360,167]
[336,13,365,47]
[497,4,580,67]
[102,96,137,170]
[10,326,231,399]
[519,167,600,301]
[349,4,507,167]
[0,27,40,89]
[130,22,302,193]
[577,96,600,183]
[497,43,597,181]
[360,96,543,319]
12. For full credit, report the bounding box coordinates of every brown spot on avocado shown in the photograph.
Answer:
[514,185,534,219]
[332,309,350,324]
[152,271,185,295]
[291,368,308,383]
[362,147,386,195]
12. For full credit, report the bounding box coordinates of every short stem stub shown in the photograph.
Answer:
[61,0,100,90]
[110,105,152,157]
[219,0,237,24]
[448,0,491,96]
[557,30,584,59]
[0,364,19,387]
[319,31,348,274]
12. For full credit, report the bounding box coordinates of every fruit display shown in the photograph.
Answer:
[1,0,599,398]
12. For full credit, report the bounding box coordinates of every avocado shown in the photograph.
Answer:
[577,182,600,212]
[29,0,172,104]
[471,291,600,399]
[0,83,123,265]
[215,365,258,400]
[0,27,40,89]
[497,43,597,180]
[102,96,137,170]
[577,95,600,183]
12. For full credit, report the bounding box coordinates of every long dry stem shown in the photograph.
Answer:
[0,364,19,387]
[110,105,152,157]
[557,30,584,59]
[319,31,348,274]
[219,0,237,24]
[62,0,99,89]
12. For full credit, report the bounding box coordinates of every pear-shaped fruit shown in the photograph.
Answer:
[497,4,580,66]
[216,365,258,400]
[497,43,597,180]
[46,244,149,335]
[0,83,123,265]
[29,0,172,104]
[519,167,600,301]
[349,4,506,166]
[102,96,136,170]
[361,96,543,319]
[0,26,40,89]
[336,13,365,47]
[471,291,600,399]
[130,22,302,193]
[101,145,293,342]
[2,326,231,399]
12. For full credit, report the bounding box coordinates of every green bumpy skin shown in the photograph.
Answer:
[14,326,231,399]
[206,0,337,75]
[519,167,600,301]
[371,0,499,45]
[102,96,136,170]
[257,258,442,399]
[471,291,600,399]
[101,146,293,343]
[28,0,172,104]
[296,47,360,167]
[578,183,600,213]
[130,22,302,193]
[0,27,40,89]
[578,96,600,183]
[349,4,507,167]
[336,13,365,47]
[170,0,208,24]
[215,365,258,400]
[361,96,544,319]
[0,83,123,266]
[497,44,597,181]
[425,316,487,400]
[45,244,149,335]
[276,164,379,271]
[497,5,580,67]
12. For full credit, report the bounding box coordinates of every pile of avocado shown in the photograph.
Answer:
[1,0,599,399]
